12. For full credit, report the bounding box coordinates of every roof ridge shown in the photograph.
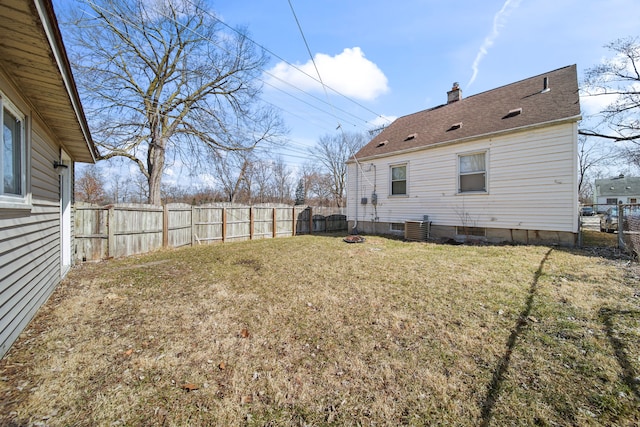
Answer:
[395,64,576,121]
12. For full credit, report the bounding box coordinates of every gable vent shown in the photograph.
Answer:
[376,140,388,147]
[447,122,462,131]
[404,133,417,141]
[503,108,522,119]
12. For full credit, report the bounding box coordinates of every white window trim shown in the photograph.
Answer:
[457,150,488,195]
[389,162,409,197]
[0,91,31,210]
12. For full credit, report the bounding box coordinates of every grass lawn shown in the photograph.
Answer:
[1,234,639,426]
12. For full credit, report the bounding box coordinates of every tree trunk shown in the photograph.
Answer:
[147,136,166,205]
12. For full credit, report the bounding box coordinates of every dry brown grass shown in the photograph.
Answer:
[1,235,639,426]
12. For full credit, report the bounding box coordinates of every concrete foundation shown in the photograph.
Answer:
[348,221,577,247]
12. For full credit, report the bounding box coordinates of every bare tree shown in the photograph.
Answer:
[578,135,615,202]
[106,172,134,204]
[301,161,332,205]
[271,158,293,204]
[252,160,275,204]
[212,150,254,203]
[65,0,284,205]
[75,165,106,204]
[580,37,640,145]
[310,132,367,207]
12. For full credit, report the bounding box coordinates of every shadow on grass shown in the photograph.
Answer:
[598,307,640,401]
[479,247,553,427]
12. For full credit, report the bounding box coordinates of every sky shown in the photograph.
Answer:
[208,0,639,172]
[63,0,640,189]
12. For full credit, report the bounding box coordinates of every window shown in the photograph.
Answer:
[390,164,407,195]
[1,94,25,198]
[390,223,404,232]
[458,152,486,193]
[606,198,618,205]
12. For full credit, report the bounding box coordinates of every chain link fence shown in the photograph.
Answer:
[580,203,640,258]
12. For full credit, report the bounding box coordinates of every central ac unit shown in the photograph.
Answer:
[404,220,429,241]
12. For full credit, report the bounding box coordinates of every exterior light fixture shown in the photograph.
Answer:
[53,161,68,175]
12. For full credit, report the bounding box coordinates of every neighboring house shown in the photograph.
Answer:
[0,0,97,357]
[346,65,581,245]
[594,175,640,211]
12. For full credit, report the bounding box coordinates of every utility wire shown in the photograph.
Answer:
[287,0,335,125]
[186,0,392,126]
[78,0,381,181]
[286,0,374,192]
[81,0,376,137]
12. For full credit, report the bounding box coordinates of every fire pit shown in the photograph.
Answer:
[343,235,365,243]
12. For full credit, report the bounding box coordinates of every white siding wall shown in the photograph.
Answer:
[348,122,579,233]
[0,84,63,358]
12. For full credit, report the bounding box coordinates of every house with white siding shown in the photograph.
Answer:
[346,65,581,245]
[0,0,97,358]
[594,175,640,212]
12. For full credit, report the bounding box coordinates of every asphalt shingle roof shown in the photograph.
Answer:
[353,65,581,160]
[595,176,640,197]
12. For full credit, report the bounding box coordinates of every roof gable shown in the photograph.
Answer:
[353,65,581,160]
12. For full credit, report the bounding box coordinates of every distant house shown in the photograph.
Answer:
[346,65,581,245]
[594,175,640,211]
[0,0,97,357]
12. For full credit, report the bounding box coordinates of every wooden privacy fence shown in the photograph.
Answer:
[74,203,347,262]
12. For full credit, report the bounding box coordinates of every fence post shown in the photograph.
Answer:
[222,207,227,243]
[107,206,115,258]
[618,202,625,250]
[272,208,277,238]
[163,204,169,248]
[250,207,254,240]
[191,206,195,246]
[292,206,296,236]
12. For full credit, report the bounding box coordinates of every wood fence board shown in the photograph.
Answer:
[74,204,345,261]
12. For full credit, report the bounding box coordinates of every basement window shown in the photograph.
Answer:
[390,223,404,233]
[503,108,522,119]
[456,226,486,237]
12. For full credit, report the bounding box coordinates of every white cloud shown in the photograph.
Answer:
[467,0,521,89]
[265,47,389,101]
[580,92,617,117]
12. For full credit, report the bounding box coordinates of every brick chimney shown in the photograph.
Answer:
[447,82,462,104]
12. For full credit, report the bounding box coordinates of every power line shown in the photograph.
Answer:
[286,0,374,193]
[81,0,378,138]
[185,0,392,127]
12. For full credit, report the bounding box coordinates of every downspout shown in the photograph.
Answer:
[352,162,358,233]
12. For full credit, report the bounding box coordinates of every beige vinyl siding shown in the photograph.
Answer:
[348,122,578,233]
[0,114,62,357]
